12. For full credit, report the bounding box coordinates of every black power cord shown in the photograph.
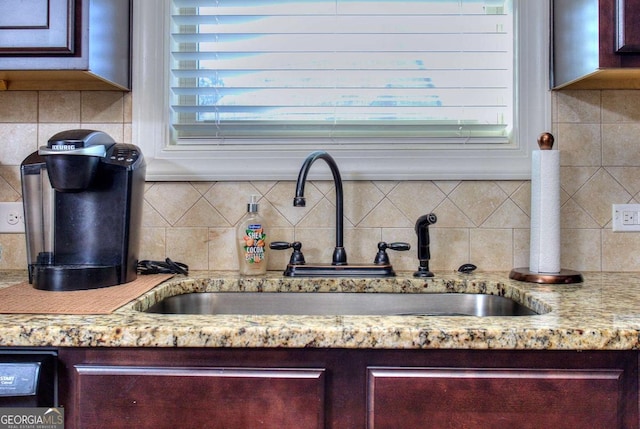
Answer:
[137,258,189,275]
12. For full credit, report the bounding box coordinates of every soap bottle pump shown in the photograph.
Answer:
[236,195,268,275]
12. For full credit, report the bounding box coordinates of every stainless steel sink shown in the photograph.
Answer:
[144,293,538,316]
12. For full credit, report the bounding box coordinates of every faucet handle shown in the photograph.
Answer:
[270,241,306,265]
[374,241,410,265]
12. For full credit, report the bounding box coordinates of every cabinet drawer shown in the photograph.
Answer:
[368,367,623,429]
[74,365,325,429]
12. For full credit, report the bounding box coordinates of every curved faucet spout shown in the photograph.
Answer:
[294,151,347,265]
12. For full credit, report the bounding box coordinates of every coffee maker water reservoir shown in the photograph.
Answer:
[20,130,146,291]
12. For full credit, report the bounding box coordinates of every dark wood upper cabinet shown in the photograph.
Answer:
[0,0,130,90]
[616,0,640,52]
[553,0,640,89]
[0,0,75,55]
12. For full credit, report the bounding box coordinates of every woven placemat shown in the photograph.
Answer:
[0,274,173,314]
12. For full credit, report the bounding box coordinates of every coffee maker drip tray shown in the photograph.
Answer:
[30,264,121,291]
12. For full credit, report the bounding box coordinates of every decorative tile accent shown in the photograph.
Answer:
[298,198,350,228]
[373,180,399,195]
[556,89,601,123]
[602,229,640,271]
[606,167,640,196]
[204,182,262,225]
[266,181,323,226]
[1,89,640,272]
[560,199,601,229]
[145,183,202,225]
[602,90,640,123]
[81,91,124,123]
[38,91,81,123]
[0,124,37,165]
[482,199,529,229]
[556,123,602,166]
[431,228,470,272]
[602,123,640,166]
[561,166,599,195]
[140,227,166,262]
[573,168,631,227]
[388,181,446,222]
[166,227,209,270]
[469,229,513,271]
[294,227,337,265]
[208,227,237,270]
[341,181,385,226]
[0,175,20,202]
[175,198,227,228]
[562,228,602,272]
[512,228,530,268]
[142,200,171,228]
[509,182,531,216]
[0,92,37,122]
[0,234,27,269]
[448,182,508,227]
[359,198,411,228]
[430,198,474,228]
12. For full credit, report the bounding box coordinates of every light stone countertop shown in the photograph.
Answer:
[1,270,640,350]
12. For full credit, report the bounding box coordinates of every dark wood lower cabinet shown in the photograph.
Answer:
[57,349,639,429]
[74,366,324,429]
[368,367,623,429]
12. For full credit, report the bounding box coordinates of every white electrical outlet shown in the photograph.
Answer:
[0,202,25,233]
[612,204,640,232]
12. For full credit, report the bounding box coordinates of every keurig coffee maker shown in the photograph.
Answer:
[20,130,145,291]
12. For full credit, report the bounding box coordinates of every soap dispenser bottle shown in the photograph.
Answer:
[237,195,268,275]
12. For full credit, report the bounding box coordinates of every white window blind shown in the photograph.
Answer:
[170,0,513,143]
[132,0,549,180]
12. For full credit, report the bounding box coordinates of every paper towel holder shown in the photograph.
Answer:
[509,267,583,284]
[509,132,583,284]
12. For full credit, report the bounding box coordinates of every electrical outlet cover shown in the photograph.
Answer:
[0,202,25,233]
[612,204,640,232]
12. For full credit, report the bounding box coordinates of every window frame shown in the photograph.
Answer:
[132,0,550,181]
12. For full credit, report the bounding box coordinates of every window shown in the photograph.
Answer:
[133,0,550,181]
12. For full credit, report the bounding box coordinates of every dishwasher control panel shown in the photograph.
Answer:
[0,351,57,407]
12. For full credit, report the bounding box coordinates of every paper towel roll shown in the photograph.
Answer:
[529,149,561,274]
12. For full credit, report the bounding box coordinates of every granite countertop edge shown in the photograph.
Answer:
[1,270,639,350]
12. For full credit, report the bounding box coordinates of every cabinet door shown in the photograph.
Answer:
[0,0,74,54]
[73,365,325,429]
[616,0,640,52]
[368,367,623,429]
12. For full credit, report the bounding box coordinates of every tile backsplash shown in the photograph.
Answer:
[1,89,640,273]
